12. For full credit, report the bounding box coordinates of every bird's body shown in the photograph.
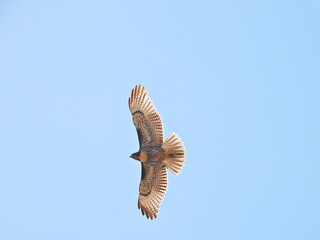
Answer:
[128,84,186,220]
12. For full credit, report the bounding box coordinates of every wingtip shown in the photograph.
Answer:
[138,199,158,220]
[129,84,146,108]
[129,84,151,113]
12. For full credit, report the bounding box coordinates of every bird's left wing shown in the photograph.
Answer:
[128,85,163,147]
[138,163,168,220]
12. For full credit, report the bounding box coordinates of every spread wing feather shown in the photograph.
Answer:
[128,85,163,147]
[138,164,168,220]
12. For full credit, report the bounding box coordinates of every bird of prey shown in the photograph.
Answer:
[128,84,186,220]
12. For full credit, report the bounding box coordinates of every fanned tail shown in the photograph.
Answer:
[162,132,186,175]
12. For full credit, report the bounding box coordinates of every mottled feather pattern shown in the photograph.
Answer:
[129,84,186,220]
[129,85,163,145]
[138,165,167,220]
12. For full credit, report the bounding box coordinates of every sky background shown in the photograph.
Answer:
[0,0,319,239]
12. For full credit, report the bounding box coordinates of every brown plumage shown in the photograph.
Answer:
[128,84,186,220]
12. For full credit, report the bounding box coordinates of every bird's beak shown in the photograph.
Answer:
[130,153,140,161]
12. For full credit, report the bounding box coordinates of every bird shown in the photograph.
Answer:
[128,84,186,220]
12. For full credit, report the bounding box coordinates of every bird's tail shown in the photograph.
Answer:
[162,132,186,175]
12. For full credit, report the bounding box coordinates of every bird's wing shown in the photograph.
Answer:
[138,163,168,220]
[128,84,163,147]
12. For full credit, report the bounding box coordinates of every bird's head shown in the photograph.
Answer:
[130,151,140,161]
[130,150,147,162]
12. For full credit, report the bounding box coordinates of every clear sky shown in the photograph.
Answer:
[0,0,319,239]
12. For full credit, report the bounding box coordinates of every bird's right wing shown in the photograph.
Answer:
[128,84,163,147]
[138,163,168,220]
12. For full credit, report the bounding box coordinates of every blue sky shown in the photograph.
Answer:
[0,0,319,239]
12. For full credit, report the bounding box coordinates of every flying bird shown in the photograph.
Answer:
[128,84,186,220]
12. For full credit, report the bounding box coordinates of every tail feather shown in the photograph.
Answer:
[162,132,186,175]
